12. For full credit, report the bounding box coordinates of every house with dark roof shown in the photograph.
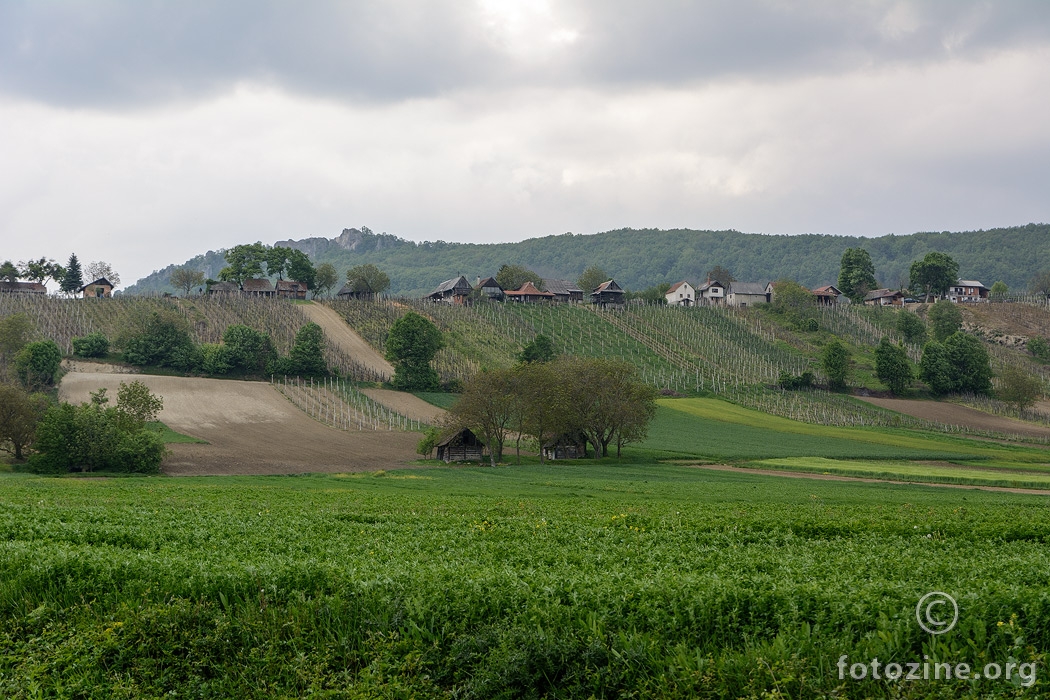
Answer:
[542,279,584,303]
[79,277,114,298]
[590,280,625,307]
[696,279,726,305]
[426,276,473,304]
[726,282,770,307]
[435,428,486,463]
[276,279,307,300]
[665,281,695,306]
[208,281,240,295]
[0,281,47,295]
[475,276,505,301]
[542,433,589,460]
[947,280,989,303]
[505,281,555,303]
[812,284,844,306]
[863,289,904,306]
[242,278,276,297]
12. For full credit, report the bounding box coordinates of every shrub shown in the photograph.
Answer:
[1027,336,1050,362]
[820,340,851,390]
[928,300,962,342]
[998,365,1043,411]
[202,343,235,375]
[778,371,815,390]
[121,310,200,371]
[71,331,110,358]
[874,338,913,395]
[895,310,926,345]
[14,340,62,389]
[222,324,276,375]
[289,323,327,377]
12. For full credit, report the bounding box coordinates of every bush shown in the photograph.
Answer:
[1028,336,1050,362]
[201,343,235,375]
[778,371,815,390]
[798,318,819,332]
[895,310,926,345]
[71,331,110,358]
[820,340,851,390]
[874,338,913,395]
[121,310,200,371]
[998,365,1043,411]
[222,324,276,375]
[928,300,962,342]
[14,340,62,389]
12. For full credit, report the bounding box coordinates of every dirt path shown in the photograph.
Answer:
[686,463,1050,496]
[300,302,394,378]
[60,372,419,476]
[856,396,1050,438]
[301,302,447,423]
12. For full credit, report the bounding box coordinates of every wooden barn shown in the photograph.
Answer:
[242,278,276,297]
[542,433,589,460]
[79,277,114,298]
[208,281,240,295]
[276,279,307,299]
[427,276,473,304]
[590,280,625,307]
[435,428,486,463]
[0,281,46,295]
[505,281,555,303]
[542,279,584,303]
[475,276,505,301]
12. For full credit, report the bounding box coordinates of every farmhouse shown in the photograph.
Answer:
[242,278,276,297]
[426,276,473,304]
[665,281,695,307]
[948,280,989,303]
[726,282,770,307]
[542,433,589,460]
[863,289,904,306]
[505,281,555,303]
[475,276,505,301]
[275,279,307,300]
[812,285,844,306]
[542,279,584,303]
[79,277,114,298]
[591,280,626,307]
[208,281,240,295]
[435,428,486,463]
[696,279,726,305]
[0,281,47,295]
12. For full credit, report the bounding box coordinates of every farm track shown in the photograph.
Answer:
[59,372,419,476]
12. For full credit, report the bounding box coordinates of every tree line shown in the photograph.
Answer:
[2,254,120,295]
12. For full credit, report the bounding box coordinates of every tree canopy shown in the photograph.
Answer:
[874,338,912,395]
[496,264,543,293]
[169,267,206,296]
[838,248,878,303]
[576,265,609,294]
[345,264,391,297]
[60,254,83,295]
[909,252,959,301]
[386,312,444,390]
[927,300,962,342]
[85,261,120,285]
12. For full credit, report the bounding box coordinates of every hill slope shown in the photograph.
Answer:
[123,223,1049,297]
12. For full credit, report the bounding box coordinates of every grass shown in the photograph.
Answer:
[751,457,1050,490]
[0,466,1048,697]
[411,391,461,409]
[147,421,207,444]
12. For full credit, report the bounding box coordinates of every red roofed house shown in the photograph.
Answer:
[812,285,843,306]
[505,281,555,303]
[665,281,695,306]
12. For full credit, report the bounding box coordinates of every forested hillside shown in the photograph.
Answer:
[124,223,1049,297]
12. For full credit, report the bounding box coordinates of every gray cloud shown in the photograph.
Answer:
[3,1,1050,107]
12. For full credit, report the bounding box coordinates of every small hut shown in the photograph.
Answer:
[79,277,114,298]
[542,433,589,460]
[590,280,625,307]
[242,278,276,297]
[475,276,505,301]
[276,279,307,300]
[505,281,555,303]
[426,276,473,304]
[208,281,240,295]
[435,428,486,463]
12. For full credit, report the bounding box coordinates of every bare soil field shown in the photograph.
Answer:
[361,388,447,424]
[60,372,419,476]
[857,396,1050,438]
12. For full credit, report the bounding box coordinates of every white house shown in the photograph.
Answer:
[665,281,695,306]
[947,280,989,303]
[696,279,726,305]
[726,282,770,307]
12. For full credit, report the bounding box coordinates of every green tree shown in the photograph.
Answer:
[14,340,62,390]
[221,325,275,375]
[625,282,670,304]
[837,248,878,303]
[0,384,48,460]
[385,312,443,390]
[345,264,391,298]
[820,339,851,390]
[895,309,927,345]
[313,263,339,298]
[0,313,34,366]
[909,252,959,302]
[706,265,735,284]
[496,264,543,293]
[265,246,291,279]
[919,341,954,395]
[60,253,83,295]
[518,334,557,364]
[448,368,517,466]
[218,243,266,285]
[416,427,441,459]
[84,260,120,285]
[18,257,63,285]
[874,338,913,395]
[120,310,200,371]
[927,300,962,342]
[1029,271,1050,298]
[115,380,164,431]
[770,279,815,319]
[169,267,206,296]
[1027,337,1050,362]
[563,357,655,459]
[288,323,327,377]
[517,361,572,464]
[998,365,1043,412]
[72,332,110,358]
[576,265,609,294]
[989,280,1008,298]
[285,249,316,289]
[944,332,992,395]
[0,261,19,282]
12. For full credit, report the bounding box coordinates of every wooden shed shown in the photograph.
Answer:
[426,276,473,304]
[435,428,486,463]
[590,280,625,307]
[79,277,114,298]
[542,433,589,460]
[242,278,276,297]
[276,279,307,299]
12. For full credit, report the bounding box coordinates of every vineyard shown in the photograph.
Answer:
[272,374,427,431]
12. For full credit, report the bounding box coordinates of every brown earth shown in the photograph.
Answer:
[856,396,1050,438]
[59,372,419,476]
[361,388,447,424]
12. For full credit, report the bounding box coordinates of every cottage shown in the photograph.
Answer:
[542,433,589,460]
[0,281,47,295]
[435,428,486,463]
[947,280,989,303]
[79,277,114,298]
[590,280,626,307]
[275,279,307,300]
[242,278,276,296]
[863,289,904,306]
[812,284,844,306]
[542,279,584,303]
[696,279,726,305]
[665,281,695,307]
[726,282,770,307]
[426,276,473,304]
[475,276,505,301]
[505,281,555,303]
[208,281,241,295]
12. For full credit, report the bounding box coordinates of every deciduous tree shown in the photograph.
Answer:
[517,334,557,364]
[998,365,1043,412]
[345,264,391,298]
[84,261,120,285]
[386,312,443,390]
[447,368,517,466]
[928,300,962,342]
[919,341,954,395]
[944,332,992,395]
[313,263,338,298]
[706,265,735,284]
[0,384,48,460]
[895,309,927,345]
[909,252,959,302]
[497,264,543,293]
[288,323,327,377]
[18,257,63,285]
[837,248,878,303]
[874,338,913,395]
[820,339,851,390]
[576,265,609,294]
[285,249,316,289]
[218,243,266,285]
[14,340,62,390]
[989,281,1008,298]
[0,261,19,282]
[169,267,206,296]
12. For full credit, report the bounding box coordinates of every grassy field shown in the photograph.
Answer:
[1,465,1047,698]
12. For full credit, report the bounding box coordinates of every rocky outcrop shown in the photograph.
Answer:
[277,227,411,257]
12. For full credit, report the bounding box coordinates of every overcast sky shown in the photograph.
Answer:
[3,1,1049,287]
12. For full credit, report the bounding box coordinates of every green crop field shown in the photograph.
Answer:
[1,465,1047,698]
